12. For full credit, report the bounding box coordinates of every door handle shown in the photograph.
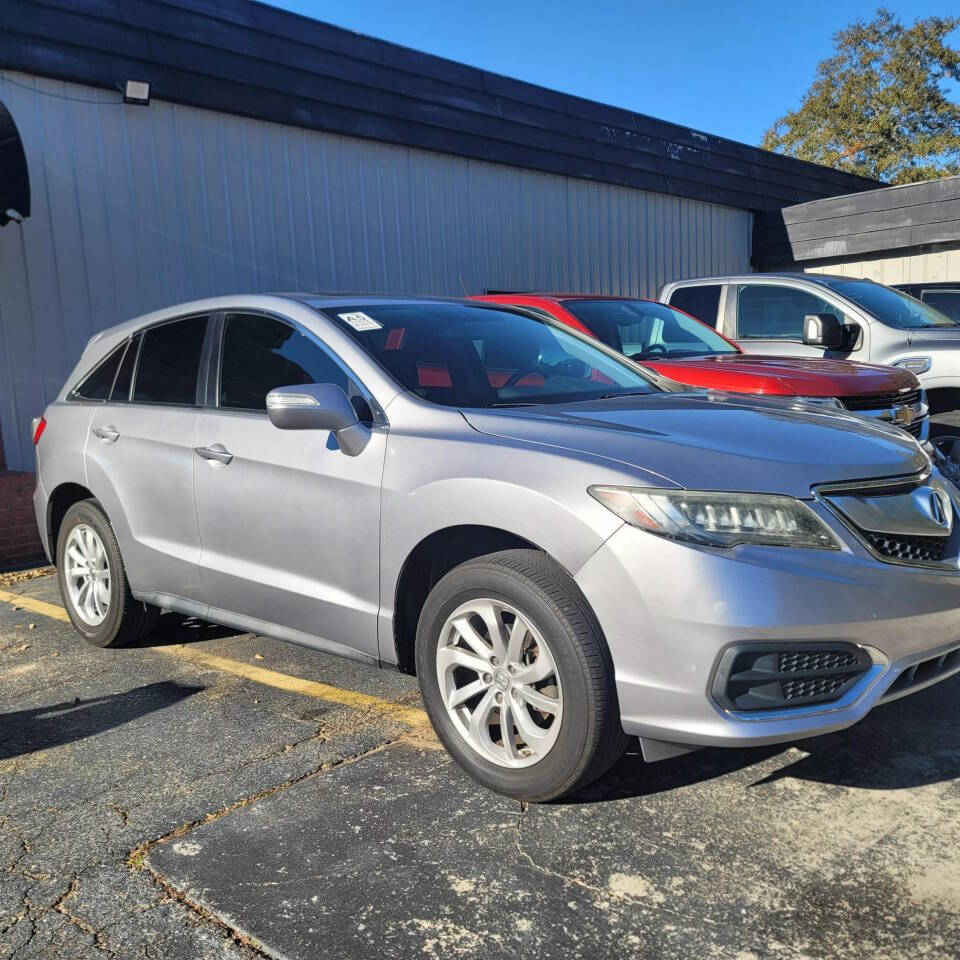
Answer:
[92,425,120,443]
[194,444,233,465]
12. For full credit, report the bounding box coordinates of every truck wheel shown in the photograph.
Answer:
[416,549,629,801]
[56,500,160,648]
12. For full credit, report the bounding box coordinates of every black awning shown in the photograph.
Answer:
[0,100,30,226]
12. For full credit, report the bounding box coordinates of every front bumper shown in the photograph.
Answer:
[575,507,960,749]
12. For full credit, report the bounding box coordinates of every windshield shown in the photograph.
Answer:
[562,299,739,359]
[319,302,661,407]
[824,280,959,329]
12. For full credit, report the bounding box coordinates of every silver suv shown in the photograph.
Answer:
[33,296,960,800]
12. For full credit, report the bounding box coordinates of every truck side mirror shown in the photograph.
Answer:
[803,313,844,349]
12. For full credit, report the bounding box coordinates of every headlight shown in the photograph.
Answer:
[893,357,931,374]
[589,486,840,549]
[792,396,845,410]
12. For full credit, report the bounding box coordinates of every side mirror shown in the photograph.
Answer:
[803,313,844,350]
[803,313,844,349]
[266,383,370,455]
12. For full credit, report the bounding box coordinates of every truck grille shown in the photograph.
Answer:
[840,389,926,437]
[842,389,922,411]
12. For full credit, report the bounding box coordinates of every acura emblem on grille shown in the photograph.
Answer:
[892,404,915,426]
[931,492,949,528]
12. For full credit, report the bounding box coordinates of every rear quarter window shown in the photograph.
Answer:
[668,285,722,327]
[70,342,126,401]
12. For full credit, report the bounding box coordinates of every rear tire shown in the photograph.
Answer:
[415,549,629,801]
[56,499,160,648]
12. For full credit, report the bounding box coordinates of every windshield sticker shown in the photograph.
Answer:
[338,311,382,332]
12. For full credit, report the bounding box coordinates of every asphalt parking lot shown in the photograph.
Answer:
[2,572,960,960]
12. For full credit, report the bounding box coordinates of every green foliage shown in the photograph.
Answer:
[761,9,960,184]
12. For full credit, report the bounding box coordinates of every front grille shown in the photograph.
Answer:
[883,646,960,700]
[713,643,872,712]
[842,389,922,411]
[821,474,954,568]
[863,531,948,563]
[840,389,926,436]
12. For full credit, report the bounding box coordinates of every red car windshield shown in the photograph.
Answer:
[562,299,739,360]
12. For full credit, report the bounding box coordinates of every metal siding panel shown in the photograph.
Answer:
[0,71,752,469]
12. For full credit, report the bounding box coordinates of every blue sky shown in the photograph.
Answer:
[271,1,960,146]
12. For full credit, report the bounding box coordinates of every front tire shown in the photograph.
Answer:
[56,499,159,648]
[415,549,629,801]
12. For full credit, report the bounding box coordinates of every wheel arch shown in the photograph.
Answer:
[924,387,960,418]
[46,482,96,558]
[392,525,544,674]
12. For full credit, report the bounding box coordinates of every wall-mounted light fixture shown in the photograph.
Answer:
[123,80,150,105]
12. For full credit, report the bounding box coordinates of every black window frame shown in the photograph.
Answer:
[110,333,142,404]
[206,309,384,424]
[127,312,214,409]
[68,340,128,403]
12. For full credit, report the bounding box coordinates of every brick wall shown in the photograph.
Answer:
[0,418,6,472]
[0,472,46,569]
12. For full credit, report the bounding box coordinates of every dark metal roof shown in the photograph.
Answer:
[1,0,879,213]
[0,98,29,225]
[753,176,960,267]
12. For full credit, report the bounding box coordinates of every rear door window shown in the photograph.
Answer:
[71,342,126,401]
[921,289,960,322]
[736,284,846,340]
[668,285,722,326]
[133,315,209,406]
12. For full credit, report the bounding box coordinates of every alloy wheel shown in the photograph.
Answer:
[435,598,563,768]
[64,524,112,626]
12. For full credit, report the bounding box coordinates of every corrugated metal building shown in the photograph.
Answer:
[0,0,877,473]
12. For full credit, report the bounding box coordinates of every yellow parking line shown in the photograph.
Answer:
[155,644,428,728]
[0,587,428,728]
[0,588,70,623]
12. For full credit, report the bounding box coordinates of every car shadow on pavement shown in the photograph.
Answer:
[0,681,201,758]
[563,678,960,804]
[132,613,244,648]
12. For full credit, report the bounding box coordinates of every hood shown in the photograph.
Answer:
[643,355,916,397]
[462,393,928,500]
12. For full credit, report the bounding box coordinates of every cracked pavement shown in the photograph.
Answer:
[3,573,960,959]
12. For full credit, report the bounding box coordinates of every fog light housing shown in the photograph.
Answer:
[712,642,872,712]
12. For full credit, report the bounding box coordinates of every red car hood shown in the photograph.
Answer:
[643,354,917,398]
